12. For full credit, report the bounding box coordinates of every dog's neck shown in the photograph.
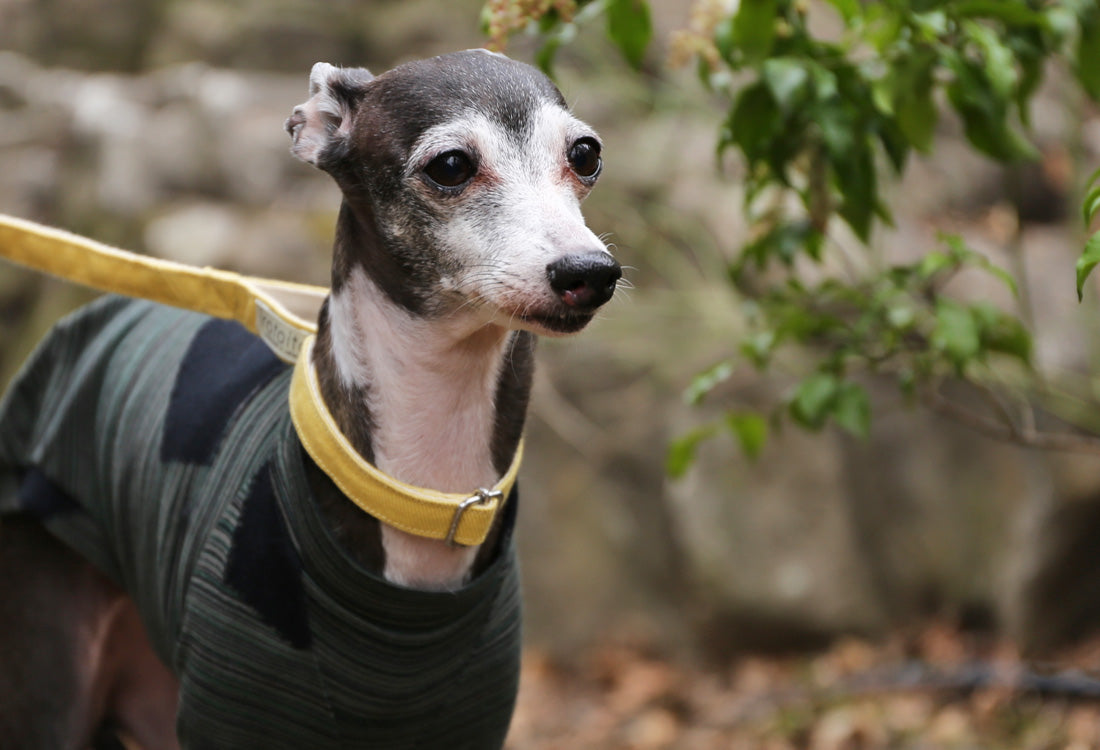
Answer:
[310,203,533,590]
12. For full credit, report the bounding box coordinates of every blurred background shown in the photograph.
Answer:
[4,0,1100,746]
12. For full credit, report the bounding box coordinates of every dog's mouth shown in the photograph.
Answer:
[516,309,595,335]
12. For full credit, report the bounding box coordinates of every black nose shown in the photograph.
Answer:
[547,253,621,311]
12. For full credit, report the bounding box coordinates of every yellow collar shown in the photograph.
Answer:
[289,336,520,547]
[0,213,519,548]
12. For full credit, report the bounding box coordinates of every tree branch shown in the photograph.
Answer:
[921,385,1100,456]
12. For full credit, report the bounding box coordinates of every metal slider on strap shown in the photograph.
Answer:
[445,489,505,548]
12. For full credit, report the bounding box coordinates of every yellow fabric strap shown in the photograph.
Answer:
[290,337,520,547]
[0,214,324,362]
[0,213,519,545]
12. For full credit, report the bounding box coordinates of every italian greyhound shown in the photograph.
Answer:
[0,50,618,748]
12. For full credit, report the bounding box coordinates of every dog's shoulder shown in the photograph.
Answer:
[161,312,288,465]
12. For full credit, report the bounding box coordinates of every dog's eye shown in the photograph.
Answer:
[568,138,602,180]
[424,151,475,188]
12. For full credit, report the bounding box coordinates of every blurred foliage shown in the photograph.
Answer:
[483,0,1100,469]
[1076,165,1100,297]
[481,0,652,72]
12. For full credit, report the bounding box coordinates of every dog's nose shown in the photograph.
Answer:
[547,253,621,310]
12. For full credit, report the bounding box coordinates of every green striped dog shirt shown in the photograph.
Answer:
[0,296,522,749]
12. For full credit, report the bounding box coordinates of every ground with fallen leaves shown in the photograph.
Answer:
[507,624,1100,749]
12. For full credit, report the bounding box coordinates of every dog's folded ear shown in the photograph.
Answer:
[285,63,374,168]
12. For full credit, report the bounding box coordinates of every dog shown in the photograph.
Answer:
[0,50,618,749]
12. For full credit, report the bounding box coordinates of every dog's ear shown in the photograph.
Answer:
[285,62,374,167]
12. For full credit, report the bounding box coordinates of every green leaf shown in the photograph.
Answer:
[834,142,877,242]
[963,20,1018,99]
[877,117,911,173]
[666,424,717,478]
[893,51,938,151]
[958,105,1038,162]
[817,99,856,162]
[887,303,915,329]
[1076,5,1100,100]
[740,330,777,369]
[911,10,949,40]
[807,60,839,102]
[897,87,938,152]
[946,55,1039,163]
[790,372,840,430]
[933,300,981,367]
[684,360,734,405]
[938,234,1020,296]
[531,9,581,75]
[726,412,768,459]
[1085,166,1100,193]
[726,81,780,160]
[971,303,1032,363]
[898,365,919,396]
[1084,168,1100,226]
[715,13,737,63]
[1045,4,1078,39]
[918,250,954,279]
[940,233,971,259]
[982,264,1018,299]
[1016,52,1043,128]
[824,0,861,25]
[985,265,1018,297]
[730,0,778,65]
[738,221,822,270]
[762,58,811,113]
[537,8,564,33]
[1076,230,1100,301]
[1082,184,1100,228]
[833,382,871,439]
[606,0,652,69]
[954,1,1045,26]
[536,30,567,75]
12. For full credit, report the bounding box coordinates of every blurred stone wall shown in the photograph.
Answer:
[3,0,1100,661]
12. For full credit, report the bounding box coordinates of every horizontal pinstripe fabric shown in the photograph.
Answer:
[0,296,522,749]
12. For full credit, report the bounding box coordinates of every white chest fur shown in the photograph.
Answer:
[326,268,511,590]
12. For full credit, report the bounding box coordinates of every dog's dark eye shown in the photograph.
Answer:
[568,138,602,179]
[424,151,475,188]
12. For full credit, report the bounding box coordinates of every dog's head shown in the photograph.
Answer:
[286,50,619,336]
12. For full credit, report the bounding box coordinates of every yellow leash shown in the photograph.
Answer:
[0,214,323,363]
[0,214,517,547]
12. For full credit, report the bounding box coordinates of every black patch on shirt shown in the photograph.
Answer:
[225,463,311,649]
[18,468,80,518]
[162,319,285,465]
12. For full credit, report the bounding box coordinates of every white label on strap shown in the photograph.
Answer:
[255,299,308,363]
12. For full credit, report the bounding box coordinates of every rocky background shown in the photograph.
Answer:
[4,0,1100,745]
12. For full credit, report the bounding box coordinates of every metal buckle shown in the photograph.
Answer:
[444,488,503,548]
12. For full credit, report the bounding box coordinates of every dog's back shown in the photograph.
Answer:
[0,297,522,748]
